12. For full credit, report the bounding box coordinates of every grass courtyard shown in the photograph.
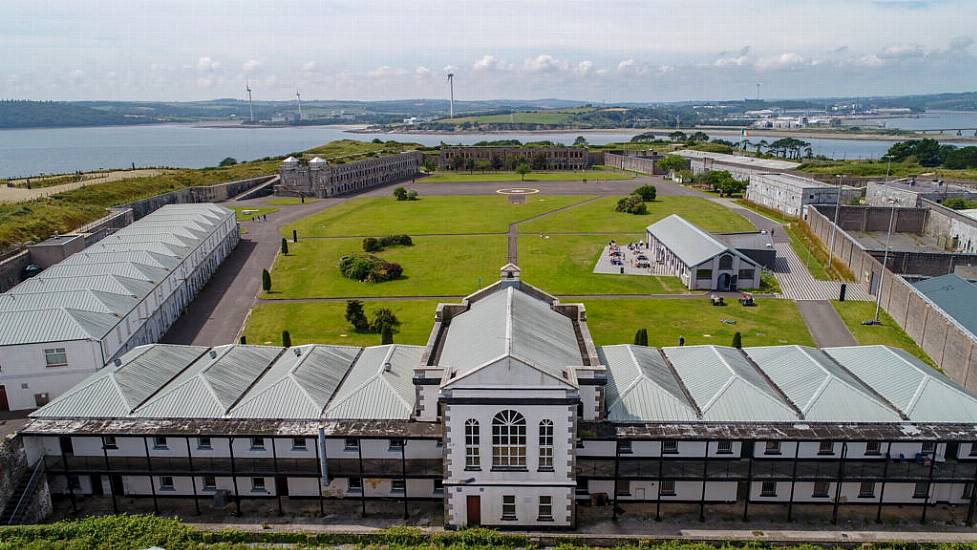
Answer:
[584,297,815,348]
[831,300,936,367]
[420,169,634,183]
[232,206,278,221]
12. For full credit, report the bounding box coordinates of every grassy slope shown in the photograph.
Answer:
[419,170,634,183]
[585,297,814,348]
[244,300,439,347]
[831,300,936,367]
[798,159,977,182]
[285,195,594,237]
[520,195,756,234]
[442,108,594,125]
[301,138,423,162]
[267,236,508,298]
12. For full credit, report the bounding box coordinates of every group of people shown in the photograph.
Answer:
[607,239,651,269]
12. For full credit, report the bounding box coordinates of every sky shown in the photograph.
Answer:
[2,0,976,103]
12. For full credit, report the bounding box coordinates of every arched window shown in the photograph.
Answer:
[719,254,734,270]
[464,419,480,470]
[492,410,527,469]
[538,419,554,471]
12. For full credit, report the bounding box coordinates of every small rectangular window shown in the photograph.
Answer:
[813,481,830,498]
[159,476,175,491]
[716,440,733,455]
[250,437,265,450]
[44,348,68,367]
[153,436,168,450]
[760,481,777,497]
[203,476,217,491]
[764,441,781,455]
[502,495,516,520]
[615,479,630,496]
[345,438,359,451]
[251,478,266,492]
[818,441,835,455]
[538,495,553,521]
[67,475,81,490]
[964,483,974,500]
[922,442,936,454]
[388,438,405,450]
[696,269,713,280]
[348,477,362,493]
[662,441,678,454]
[391,479,406,493]
[292,437,307,450]
[433,479,443,494]
[913,481,929,499]
[865,441,881,455]
[617,440,632,454]
[660,480,676,496]
[738,269,755,280]
[197,437,212,450]
[859,481,875,498]
[102,436,117,450]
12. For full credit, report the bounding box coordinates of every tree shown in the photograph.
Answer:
[475,159,491,172]
[615,194,648,215]
[689,131,710,142]
[630,132,656,143]
[345,300,370,332]
[363,237,381,252]
[530,152,547,170]
[574,135,588,146]
[943,146,977,169]
[261,269,272,292]
[280,238,288,255]
[465,158,476,173]
[422,156,437,172]
[633,328,648,346]
[451,155,466,171]
[393,186,408,201]
[883,138,947,166]
[371,307,401,334]
[633,185,657,201]
[282,330,292,348]
[490,154,504,170]
[755,140,768,154]
[515,161,531,181]
[406,189,419,201]
[381,323,394,345]
[240,335,247,344]
[656,155,687,174]
[669,131,687,142]
[731,331,742,349]
[219,157,238,167]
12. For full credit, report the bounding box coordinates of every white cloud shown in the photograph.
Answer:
[855,54,886,67]
[367,65,407,78]
[754,52,808,71]
[472,55,512,72]
[67,69,86,86]
[415,66,432,78]
[195,56,221,72]
[573,60,594,76]
[242,59,262,74]
[523,54,565,73]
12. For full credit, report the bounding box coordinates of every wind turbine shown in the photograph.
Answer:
[246,81,255,123]
[295,89,303,121]
[755,82,762,101]
[447,73,455,118]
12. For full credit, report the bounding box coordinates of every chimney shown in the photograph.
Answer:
[499,264,522,288]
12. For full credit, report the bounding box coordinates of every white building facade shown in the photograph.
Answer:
[746,173,861,217]
[277,152,422,198]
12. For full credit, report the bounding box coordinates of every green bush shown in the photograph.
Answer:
[633,184,657,201]
[615,194,648,215]
[393,186,408,200]
[363,234,413,252]
[338,253,403,282]
[363,237,382,252]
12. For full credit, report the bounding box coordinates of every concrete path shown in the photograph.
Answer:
[796,300,858,347]
[775,242,872,301]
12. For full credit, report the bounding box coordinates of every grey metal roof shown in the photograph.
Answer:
[674,149,799,170]
[600,345,699,422]
[0,203,233,350]
[646,215,757,268]
[324,345,423,420]
[751,172,834,190]
[438,285,583,380]
[913,274,977,338]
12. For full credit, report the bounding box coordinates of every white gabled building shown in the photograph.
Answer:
[0,204,238,411]
[18,266,977,528]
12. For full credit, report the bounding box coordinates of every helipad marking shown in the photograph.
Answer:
[496,187,540,195]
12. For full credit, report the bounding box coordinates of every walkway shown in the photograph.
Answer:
[774,242,872,301]
[796,300,858,347]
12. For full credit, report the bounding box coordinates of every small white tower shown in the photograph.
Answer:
[308,156,326,170]
[281,156,299,170]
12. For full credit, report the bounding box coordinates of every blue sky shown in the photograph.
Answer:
[2,0,975,102]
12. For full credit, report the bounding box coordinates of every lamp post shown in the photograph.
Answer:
[867,198,897,325]
[827,174,846,272]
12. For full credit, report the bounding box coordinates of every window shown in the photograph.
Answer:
[764,441,781,455]
[44,348,67,367]
[251,478,266,492]
[102,436,117,450]
[858,481,875,498]
[719,254,734,270]
[67,475,81,490]
[964,483,974,500]
[202,476,217,491]
[760,481,777,497]
[576,478,589,495]
[34,393,50,407]
[818,441,835,455]
[153,436,168,450]
[347,477,362,493]
[617,440,632,454]
[491,410,527,470]
[433,479,443,494]
[615,479,630,496]
[813,481,830,498]
[738,269,755,280]
[465,419,480,470]
[695,269,713,280]
[502,495,517,520]
[250,437,265,450]
[292,437,307,450]
[922,442,937,454]
[196,437,212,450]
[660,480,676,496]
[913,481,930,499]
[391,479,406,493]
[865,441,882,456]
[539,420,554,471]
[159,476,175,491]
[344,438,359,451]
[388,438,405,451]
[538,496,553,521]
[716,440,733,455]
[662,441,678,455]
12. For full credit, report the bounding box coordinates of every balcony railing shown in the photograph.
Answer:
[44,456,442,478]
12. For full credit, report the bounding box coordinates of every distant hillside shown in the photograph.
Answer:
[0,100,159,129]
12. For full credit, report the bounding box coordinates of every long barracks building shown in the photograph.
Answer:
[276,152,422,198]
[21,265,977,528]
[438,146,590,171]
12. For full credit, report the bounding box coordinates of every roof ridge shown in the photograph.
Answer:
[823,347,911,420]
[318,347,365,416]
[654,347,702,418]
[128,346,212,413]
[223,347,288,415]
[735,347,803,419]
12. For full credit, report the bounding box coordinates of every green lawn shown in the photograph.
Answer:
[584,298,815,348]
[831,300,936,367]
[519,196,756,234]
[232,206,278,221]
[266,196,317,206]
[520,234,687,295]
[266,235,507,298]
[420,170,634,183]
[286,195,594,237]
[243,300,439,347]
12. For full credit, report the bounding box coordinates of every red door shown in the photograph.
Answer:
[0,385,8,412]
[466,495,481,526]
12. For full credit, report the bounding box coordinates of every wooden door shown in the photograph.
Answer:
[466,495,481,526]
[275,476,289,496]
[0,385,8,412]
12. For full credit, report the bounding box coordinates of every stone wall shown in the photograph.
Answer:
[921,199,977,254]
[0,435,51,524]
[806,207,977,387]
[602,152,666,175]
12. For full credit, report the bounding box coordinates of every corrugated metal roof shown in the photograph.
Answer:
[825,346,977,423]
[324,345,424,420]
[438,285,583,380]
[913,274,977,338]
[646,215,756,268]
[744,346,902,422]
[674,149,799,170]
[0,289,137,317]
[0,308,120,345]
[600,345,699,422]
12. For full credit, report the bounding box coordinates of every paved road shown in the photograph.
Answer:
[796,300,858,347]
